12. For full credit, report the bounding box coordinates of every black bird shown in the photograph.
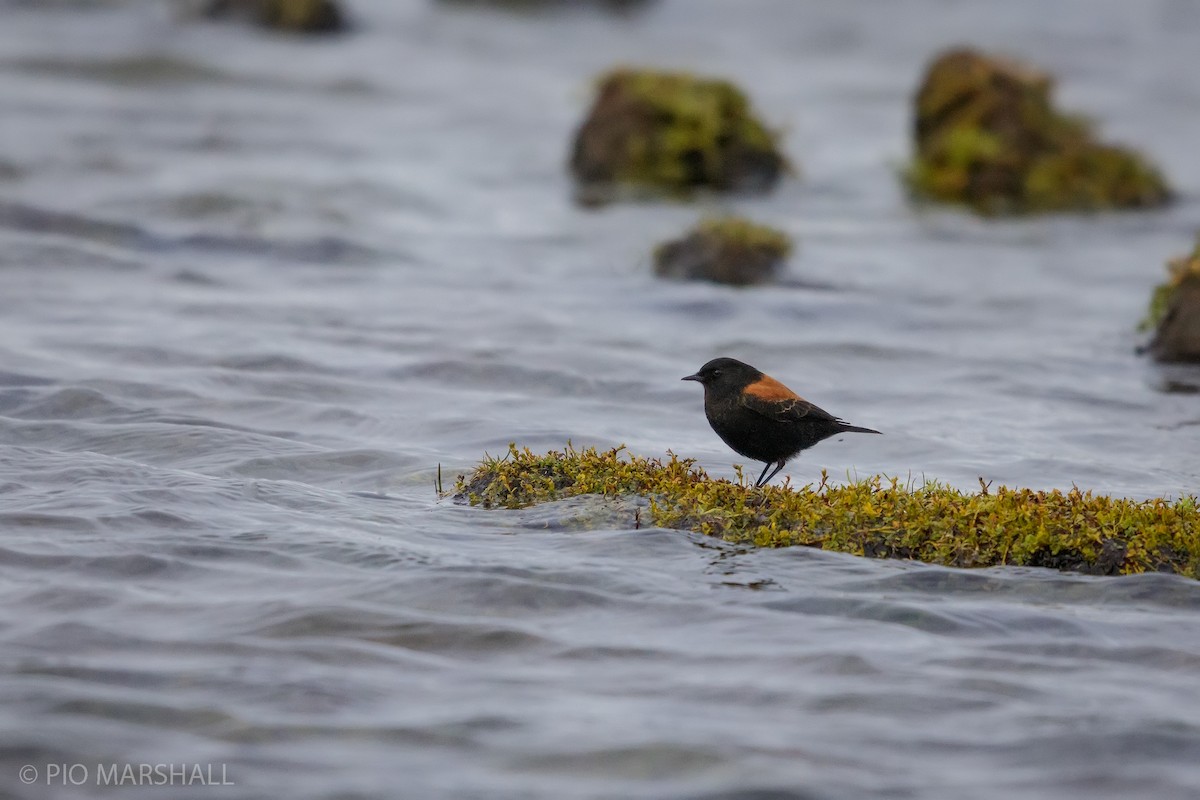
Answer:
[682,357,881,487]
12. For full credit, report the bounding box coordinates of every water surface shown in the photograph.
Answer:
[2,1,1200,798]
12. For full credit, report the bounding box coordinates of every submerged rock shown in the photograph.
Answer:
[437,0,652,10]
[190,0,347,33]
[0,160,22,181]
[905,47,1170,215]
[1144,240,1200,363]
[653,216,791,286]
[260,0,345,31]
[570,68,788,202]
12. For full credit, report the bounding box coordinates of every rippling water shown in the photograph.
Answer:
[3,1,1200,798]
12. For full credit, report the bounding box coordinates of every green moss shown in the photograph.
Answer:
[570,68,788,199]
[437,0,652,10]
[1024,144,1172,213]
[693,217,791,255]
[652,215,792,286]
[1142,239,1200,331]
[906,48,1171,215]
[457,445,1200,579]
[196,0,345,32]
[903,126,1016,213]
[257,0,344,32]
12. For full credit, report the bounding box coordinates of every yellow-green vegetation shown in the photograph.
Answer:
[905,48,1170,215]
[258,0,344,31]
[438,0,652,9]
[653,216,792,286]
[694,217,791,254]
[457,445,1200,579]
[1143,238,1200,362]
[1143,239,1200,330]
[570,68,788,200]
[198,0,345,33]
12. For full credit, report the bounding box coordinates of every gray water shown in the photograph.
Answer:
[3,1,1200,798]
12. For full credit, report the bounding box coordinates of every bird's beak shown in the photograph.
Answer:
[681,373,702,382]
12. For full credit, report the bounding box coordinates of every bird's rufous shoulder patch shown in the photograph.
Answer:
[744,375,802,402]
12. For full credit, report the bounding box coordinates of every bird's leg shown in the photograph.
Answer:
[760,461,786,487]
[755,461,786,488]
[754,462,773,487]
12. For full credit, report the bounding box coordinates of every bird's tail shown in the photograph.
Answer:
[838,423,882,435]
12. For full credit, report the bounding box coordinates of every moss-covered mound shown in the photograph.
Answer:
[196,0,346,33]
[905,48,1170,215]
[457,445,1200,579]
[653,216,792,286]
[1143,239,1200,363]
[438,0,652,10]
[569,68,788,202]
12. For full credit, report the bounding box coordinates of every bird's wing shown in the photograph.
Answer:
[738,391,839,424]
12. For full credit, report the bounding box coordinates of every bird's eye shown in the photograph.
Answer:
[711,370,722,378]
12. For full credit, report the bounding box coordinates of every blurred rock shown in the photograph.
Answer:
[570,68,788,203]
[1145,240,1200,363]
[905,47,1170,215]
[0,160,22,181]
[436,0,653,10]
[653,217,791,287]
[189,0,346,33]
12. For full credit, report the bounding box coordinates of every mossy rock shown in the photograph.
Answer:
[653,216,792,286]
[195,0,346,33]
[569,68,788,202]
[456,445,1200,579]
[905,47,1170,215]
[437,0,652,10]
[1143,239,1200,363]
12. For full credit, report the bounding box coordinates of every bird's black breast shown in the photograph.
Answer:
[705,394,844,463]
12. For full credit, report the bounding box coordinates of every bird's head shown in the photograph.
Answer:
[681,357,761,392]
